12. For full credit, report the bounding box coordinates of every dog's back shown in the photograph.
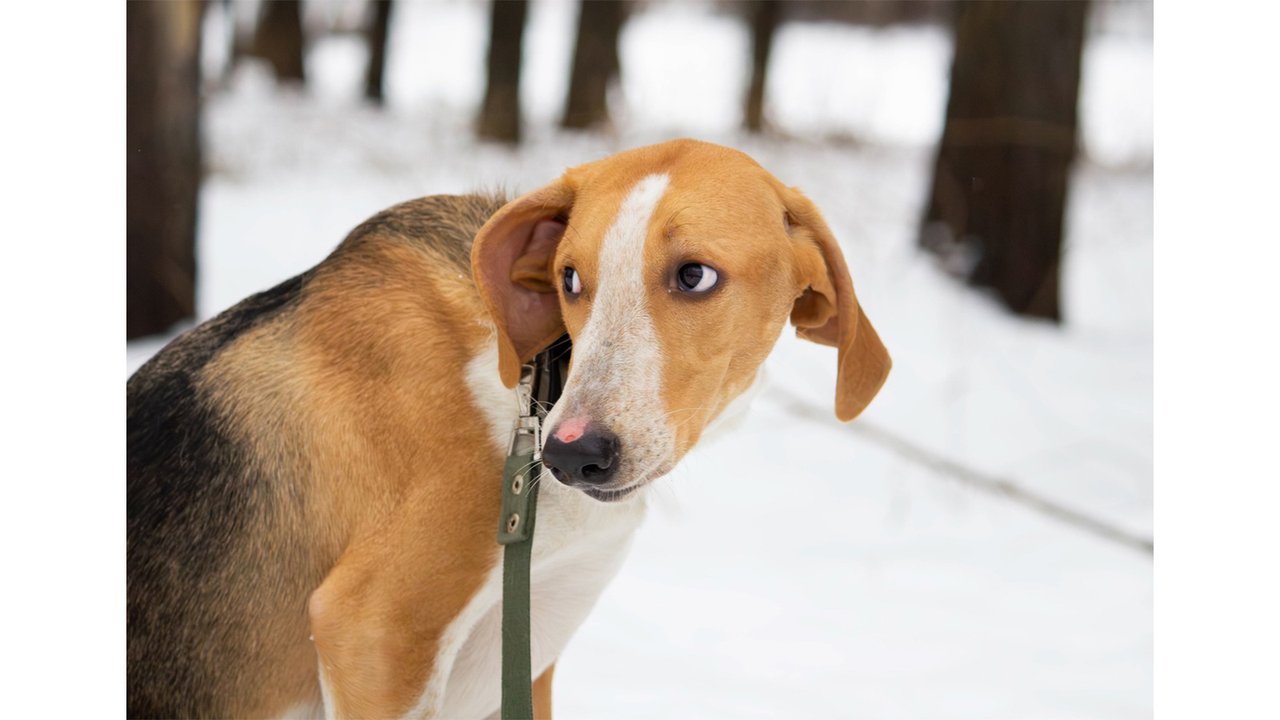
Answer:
[126,194,506,718]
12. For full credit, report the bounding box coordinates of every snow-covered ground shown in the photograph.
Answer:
[131,1,1153,717]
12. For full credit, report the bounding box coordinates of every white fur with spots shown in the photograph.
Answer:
[542,174,675,492]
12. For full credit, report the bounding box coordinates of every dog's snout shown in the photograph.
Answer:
[542,426,620,487]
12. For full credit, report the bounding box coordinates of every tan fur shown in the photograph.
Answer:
[170,197,512,717]
[131,141,888,718]
[533,664,555,720]
[289,242,507,716]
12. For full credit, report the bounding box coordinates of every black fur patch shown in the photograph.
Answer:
[126,272,307,717]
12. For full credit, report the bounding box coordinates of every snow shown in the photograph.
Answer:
[130,1,1153,717]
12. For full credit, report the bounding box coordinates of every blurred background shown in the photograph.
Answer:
[126,0,1152,717]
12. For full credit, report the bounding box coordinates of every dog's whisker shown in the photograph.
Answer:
[509,460,540,484]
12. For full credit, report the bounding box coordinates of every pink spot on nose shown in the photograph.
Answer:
[555,417,589,443]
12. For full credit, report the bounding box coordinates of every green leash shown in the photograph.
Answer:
[497,337,570,720]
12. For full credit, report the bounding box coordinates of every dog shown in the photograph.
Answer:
[127,139,890,718]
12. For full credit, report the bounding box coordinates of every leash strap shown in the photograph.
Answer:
[498,336,569,720]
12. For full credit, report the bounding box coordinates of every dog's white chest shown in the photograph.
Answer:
[435,478,644,718]
[404,345,646,718]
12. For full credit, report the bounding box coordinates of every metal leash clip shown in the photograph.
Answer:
[498,363,541,545]
[511,363,541,456]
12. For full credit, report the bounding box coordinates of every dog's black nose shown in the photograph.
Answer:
[542,428,620,486]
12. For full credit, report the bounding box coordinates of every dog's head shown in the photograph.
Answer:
[472,140,890,501]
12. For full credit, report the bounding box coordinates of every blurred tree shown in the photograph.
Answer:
[478,0,529,143]
[562,0,626,130]
[744,0,781,132]
[253,0,306,84]
[782,0,951,26]
[365,0,394,104]
[221,0,251,84]
[920,0,1088,322]
[127,0,204,340]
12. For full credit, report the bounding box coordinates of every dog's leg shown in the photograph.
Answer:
[533,663,555,720]
[308,485,499,719]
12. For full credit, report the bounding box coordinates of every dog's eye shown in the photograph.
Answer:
[563,267,582,296]
[676,263,718,293]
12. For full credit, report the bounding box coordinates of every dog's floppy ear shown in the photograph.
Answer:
[472,180,575,387]
[782,187,891,422]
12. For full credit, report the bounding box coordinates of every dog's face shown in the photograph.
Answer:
[473,140,890,501]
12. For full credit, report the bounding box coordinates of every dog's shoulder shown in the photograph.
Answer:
[127,191,506,426]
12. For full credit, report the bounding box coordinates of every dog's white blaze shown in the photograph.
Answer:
[543,173,673,484]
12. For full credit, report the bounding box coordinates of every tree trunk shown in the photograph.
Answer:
[127,0,204,340]
[744,0,780,132]
[477,0,529,143]
[365,0,393,104]
[254,0,306,84]
[562,0,625,130]
[222,0,246,81]
[919,0,1088,322]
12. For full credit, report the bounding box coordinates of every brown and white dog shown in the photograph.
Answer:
[127,139,890,718]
